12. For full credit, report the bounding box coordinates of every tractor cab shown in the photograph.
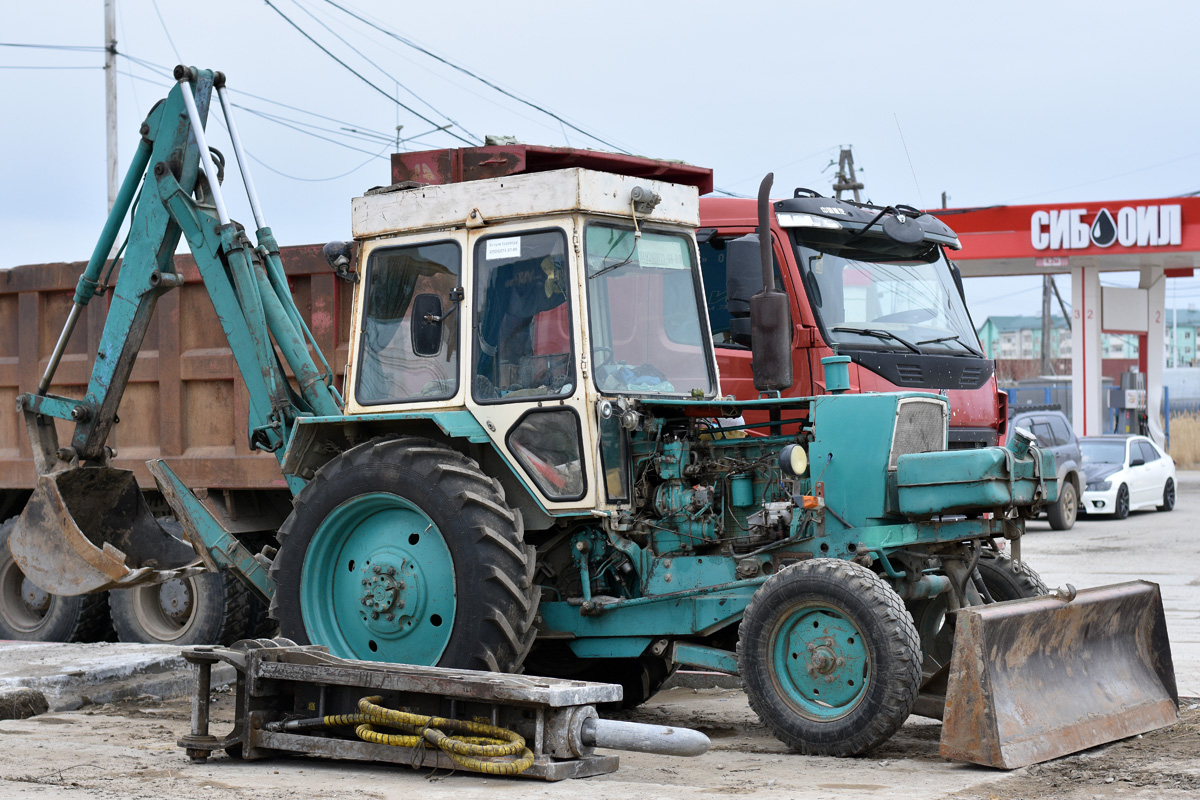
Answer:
[340,157,718,513]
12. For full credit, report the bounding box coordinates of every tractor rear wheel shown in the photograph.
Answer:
[738,559,921,757]
[975,552,1048,601]
[269,437,537,672]
[0,516,113,642]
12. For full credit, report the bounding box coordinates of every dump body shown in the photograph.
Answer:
[0,245,351,516]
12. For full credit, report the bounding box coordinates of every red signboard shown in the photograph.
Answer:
[929,197,1200,263]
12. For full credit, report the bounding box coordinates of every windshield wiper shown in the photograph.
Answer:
[832,326,921,354]
[916,334,985,358]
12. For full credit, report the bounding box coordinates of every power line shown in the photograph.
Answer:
[320,0,632,155]
[148,0,183,64]
[0,42,104,52]
[0,65,101,70]
[261,0,476,146]
[288,0,480,144]
[243,142,391,182]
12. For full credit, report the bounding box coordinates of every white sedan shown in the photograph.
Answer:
[1080,435,1176,519]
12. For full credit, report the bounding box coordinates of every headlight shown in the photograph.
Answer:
[776,212,844,230]
[1085,481,1111,491]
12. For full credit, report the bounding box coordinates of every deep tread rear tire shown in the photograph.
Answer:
[738,559,921,757]
[0,516,113,642]
[1047,479,1078,530]
[109,571,251,645]
[270,437,537,673]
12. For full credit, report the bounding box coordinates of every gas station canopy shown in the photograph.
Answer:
[931,197,1200,441]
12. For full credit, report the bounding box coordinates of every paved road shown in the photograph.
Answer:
[1020,469,1200,696]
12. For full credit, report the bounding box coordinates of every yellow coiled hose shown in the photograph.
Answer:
[323,695,534,775]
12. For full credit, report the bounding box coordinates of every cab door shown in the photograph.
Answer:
[463,224,597,512]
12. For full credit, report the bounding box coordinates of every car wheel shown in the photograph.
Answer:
[1113,484,1130,520]
[1157,479,1175,512]
[1047,480,1077,530]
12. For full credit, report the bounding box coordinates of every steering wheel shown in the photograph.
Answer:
[870,308,936,324]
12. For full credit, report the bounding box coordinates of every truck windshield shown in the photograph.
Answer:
[792,237,980,356]
[584,224,715,397]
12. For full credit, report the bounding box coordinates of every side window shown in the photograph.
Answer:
[1029,421,1055,447]
[473,230,573,402]
[1137,441,1160,463]
[1047,416,1072,447]
[356,241,461,405]
[506,409,586,500]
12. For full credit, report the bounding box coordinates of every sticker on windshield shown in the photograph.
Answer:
[486,237,521,260]
[635,238,687,269]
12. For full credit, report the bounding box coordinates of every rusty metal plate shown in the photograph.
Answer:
[940,581,1178,769]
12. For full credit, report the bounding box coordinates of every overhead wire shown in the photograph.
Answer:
[261,0,476,146]
[287,0,480,144]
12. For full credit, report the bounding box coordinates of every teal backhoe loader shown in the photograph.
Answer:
[8,68,1177,769]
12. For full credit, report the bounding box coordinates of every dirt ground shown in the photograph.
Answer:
[0,687,1195,800]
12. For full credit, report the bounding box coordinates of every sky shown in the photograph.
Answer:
[3,0,1200,324]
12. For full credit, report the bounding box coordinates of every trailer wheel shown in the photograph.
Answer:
[270,437,537,672]
[0,516,113,642]
[738,559,921,757]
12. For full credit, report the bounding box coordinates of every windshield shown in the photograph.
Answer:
[791,235,980,356]
[1081,439,1128,466]
[584,224,715,396]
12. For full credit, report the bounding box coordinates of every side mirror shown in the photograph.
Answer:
[725,233,769,347]
[411,293,444,356]
[1129,457,1145,467]
[322,240,358,283]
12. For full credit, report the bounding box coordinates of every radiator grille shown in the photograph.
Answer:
[889,400,947,469]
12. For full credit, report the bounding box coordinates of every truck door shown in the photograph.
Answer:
[464,226,596,511]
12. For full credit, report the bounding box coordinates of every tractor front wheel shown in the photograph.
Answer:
[269,437,537,672]
[738,559,921,757]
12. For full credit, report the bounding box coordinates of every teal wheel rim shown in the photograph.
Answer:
[300,493,456,664]
[770,602,870,720]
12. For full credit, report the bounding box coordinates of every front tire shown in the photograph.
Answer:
[1114,484,1131,520]
[0,517,113,642]
[1047,479,1078,530]
[738,559,921,757]
[524,644,677,710]
[1158,479,1175,512]
[270,437,537,672]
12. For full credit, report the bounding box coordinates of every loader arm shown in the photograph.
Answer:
[11,67,342,596]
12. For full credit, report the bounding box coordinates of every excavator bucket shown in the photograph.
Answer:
[940,581,1178,769]
[8,467,202,595]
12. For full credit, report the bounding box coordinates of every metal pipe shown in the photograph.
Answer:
[757,173,775,290]
[215,83,265,230]
[38,304,84,396]
[581,717,710,757]
[177,74,230,225]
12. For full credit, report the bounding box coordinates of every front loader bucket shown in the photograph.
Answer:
[8,467,201,595]
[940,581,1177,769]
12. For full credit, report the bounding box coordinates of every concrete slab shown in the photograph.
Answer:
[0,641,230,711]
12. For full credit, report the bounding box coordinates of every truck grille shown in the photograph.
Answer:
[889,398,948,469]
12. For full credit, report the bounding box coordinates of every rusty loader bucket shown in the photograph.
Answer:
[8,467,202,595]
[940,581,1178,769]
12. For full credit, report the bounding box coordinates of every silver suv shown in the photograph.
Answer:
[1007,406,1082,530]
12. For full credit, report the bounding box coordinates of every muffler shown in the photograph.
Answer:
[9,467,202,595]
[940,581,1177,769]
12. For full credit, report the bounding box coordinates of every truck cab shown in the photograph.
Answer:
[699,193,1005,447]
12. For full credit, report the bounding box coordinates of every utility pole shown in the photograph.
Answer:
[832,147,864,202]
[1040,275,1054,376]
[105,0,118,212]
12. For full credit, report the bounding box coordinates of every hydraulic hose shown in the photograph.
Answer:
[317,695,534,775]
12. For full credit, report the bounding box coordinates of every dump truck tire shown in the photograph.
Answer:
[524,644,677,709]
[108,571,252,645]
[270,437,538,672]
[0,516,113,642]
[1046,479,1078,530]
[738,559,921,757]
[975,552,1048,601]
